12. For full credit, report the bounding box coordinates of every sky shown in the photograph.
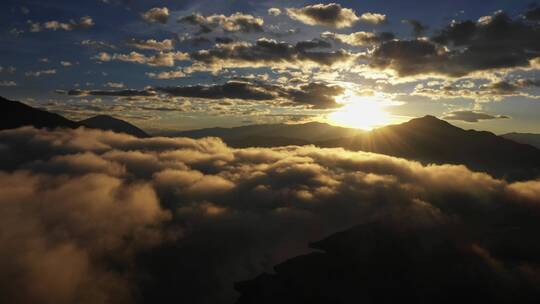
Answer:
[1,0,540,134]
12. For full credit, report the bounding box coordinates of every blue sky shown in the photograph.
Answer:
[1,0,539,134]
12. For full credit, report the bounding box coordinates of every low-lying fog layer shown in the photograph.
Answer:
[1,127,540,303]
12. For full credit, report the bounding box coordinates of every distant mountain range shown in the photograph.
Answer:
[2,95,540,180]
[502,133,540,149]
[79,115,149,138]
[170,121,362,144]
[171,115,540,180]
[0,96,148,138]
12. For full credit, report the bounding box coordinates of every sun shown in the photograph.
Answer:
[327,94,392,130]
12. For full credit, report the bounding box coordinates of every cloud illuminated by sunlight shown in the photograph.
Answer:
[327,93,395,130]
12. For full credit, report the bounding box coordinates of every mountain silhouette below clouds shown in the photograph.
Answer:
[79,115,149,138]
[174,116,540,181]
[1,95,540,180]
[0,96,148,138]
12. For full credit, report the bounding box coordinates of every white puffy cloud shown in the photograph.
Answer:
[286,3,364,28]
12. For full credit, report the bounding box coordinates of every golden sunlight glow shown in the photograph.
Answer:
[327,93,392,130]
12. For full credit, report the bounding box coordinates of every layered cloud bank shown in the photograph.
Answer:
[2,127,540,303]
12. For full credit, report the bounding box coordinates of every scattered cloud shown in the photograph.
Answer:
[0,80,17,86]
[443,110,510,122]
[28,16,94,32]
[179,12,264,33]
[403,19,428,36]
[286,3,360,28]
[94,51,188,67]
[142,7,169,24]
[146,70,186,79]
[358,12,387,24]
[322,31,394,46]
[190,38,355,71]
[25,69,57,77]
[268,8,282,16]
[126,38,174,51]
[105,82,125,88]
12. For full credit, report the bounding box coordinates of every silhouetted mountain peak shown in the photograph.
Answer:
[0,96,79,130]
[79,115,149,138]
[397,115,459,131]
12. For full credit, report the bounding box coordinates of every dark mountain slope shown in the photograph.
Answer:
[0,96,79,130]
[171,121,361,143]
[502,132,540,149]
[79,115,149,138]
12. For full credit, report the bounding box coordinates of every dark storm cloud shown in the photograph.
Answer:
[190,38,354,70]
[370,11,540,77]
[178,12,264,33]
[3,127,540,303]
[215,36,234,44]
[482,79,540,94]
[525,5,540,21]
[295,38,332,51]
[60,80,345,109]
[156,80,344,109]
[157,81,276,100]
[443,110,510,122]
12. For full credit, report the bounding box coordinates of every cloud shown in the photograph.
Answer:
[403,19,428,36]
[0,80,17,86]
[94,51,189,67]
[178,12,264,33]
[359,12,387,24]
[105,82,125,88]
[142,7,169,24]
[190,38,354,71]
[146,70,186,79]
[322,31,394,46]
[25,69,57,77]
[268,8,282,16]
[525,6,540,21]
[443,110,510,122]
[286,3,360,28]
[2,127,540,303]
[367,10,540,78]
[412,79,540,102]
[126,38,174,51]
[62,88,156,97]
[80,39,116,50]
[28,16,94,32]
[74,80,345,109]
